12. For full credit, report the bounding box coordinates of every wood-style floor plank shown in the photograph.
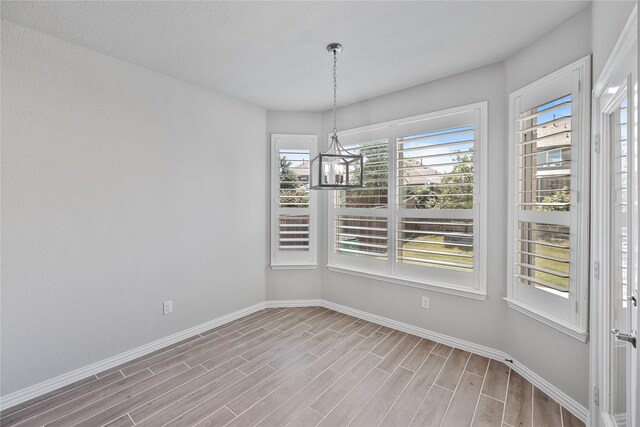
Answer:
[287,407,324,427]
[355,320,382,337]
[317,368,389,427]
[310,353,381,415]
[103,413,134,427]
[129,357,245,423]
[503,369,532,427]
[328,330,386,374]
[267,329,336,370]
[9,369,153,427]
[306,312,346,333]
[227,353,317,415]
[562,406,586,427]
[162,366,275,427]
[134,369,246,426]
[394,353,447,416]
[256,369,340,427]
[0,376,99,425]
[401,338,436,372]
[50,363,195,427]
[481,360,510,402]
[302,333,366,379]
[309,326,359,357]
[376,325,394,334]
[371,330,407,357]
[225,373,310,427]
[410,384,453,427]
[532,386,562,427]
[97,334,202,378]
[208,309,282,336]
[0,372,125,426]
[238,330,314,374]
[145,331,244,375]
[349,367,414,427]
[193,406,236,427]
[188,328,275,368]
[377,334,421,373]
[164,365,276,426]
[242,308,307,333]
[120,332,230,376]
[380,407,413,427]
[440,371,483,426]
[472,394,504,427]
[431,343,454,358]
[434,348,470,391]
[4,308,584,427]
[0,375,98,419]
[466,354,490,377]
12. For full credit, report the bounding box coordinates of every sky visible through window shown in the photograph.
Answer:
[280,149,308,167]
[399,125,474,174]
[536,94,572,124]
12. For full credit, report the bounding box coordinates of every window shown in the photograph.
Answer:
[507,57,590,340]
[271,134,317,268]
[328,103,488,299]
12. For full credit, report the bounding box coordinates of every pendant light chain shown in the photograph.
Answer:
[332,48,338,139]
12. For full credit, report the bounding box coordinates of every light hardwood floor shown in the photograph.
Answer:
[1,307,585,427]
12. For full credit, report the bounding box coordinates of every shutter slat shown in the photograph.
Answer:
[334,215,388,259]
[518,101,571,122]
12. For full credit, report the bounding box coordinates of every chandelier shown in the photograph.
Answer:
[310,43,364,189]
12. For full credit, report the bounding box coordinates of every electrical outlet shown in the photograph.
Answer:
[163,300,173,315]
[421,296,430,309]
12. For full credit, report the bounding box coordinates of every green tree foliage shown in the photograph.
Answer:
[405,151,473,209]
[279,157,300,189]
[343,142,388,207]
[339,144,474,209]
[540,186,570,211]
[279,156,309,207]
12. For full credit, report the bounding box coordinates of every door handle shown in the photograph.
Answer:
[611,329,637,348]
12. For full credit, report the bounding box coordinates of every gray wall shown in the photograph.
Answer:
[591,0,636,80]
[1,21,267,395]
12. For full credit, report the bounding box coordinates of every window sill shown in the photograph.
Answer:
[326,264,486,301]
[271,264,318,270]
[504,297,588,342]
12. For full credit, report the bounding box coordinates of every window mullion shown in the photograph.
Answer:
[390,126,398,276]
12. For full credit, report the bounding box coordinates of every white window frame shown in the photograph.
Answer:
[327,102,488,300]
[271,134,318,269]
[506,56,591,341]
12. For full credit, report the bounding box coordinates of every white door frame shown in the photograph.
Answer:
[590,6,638,427]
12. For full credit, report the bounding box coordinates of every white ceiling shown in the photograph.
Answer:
[2,1,589,111]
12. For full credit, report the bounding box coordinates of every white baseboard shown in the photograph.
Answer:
[264,299,322,308]
[0,298,589,425]
[0,302,266,412]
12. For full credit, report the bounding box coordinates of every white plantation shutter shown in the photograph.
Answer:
[334,215,388,258]
[515,95,573,295]
[328,103,488,297]
[396,125,475,272]
[331,131,390,273]
[507,57,590,335]
[271,135,317,268]
[394,108,485,289]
